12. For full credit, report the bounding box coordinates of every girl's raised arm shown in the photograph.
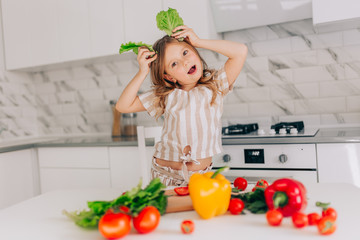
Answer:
[172,26,248,87]
[116,47,157,113]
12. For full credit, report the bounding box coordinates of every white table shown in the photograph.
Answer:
[0,183,359,240]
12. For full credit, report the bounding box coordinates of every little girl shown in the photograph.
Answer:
[116,25,247,186]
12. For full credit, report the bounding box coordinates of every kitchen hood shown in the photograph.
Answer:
[209,0,312,33]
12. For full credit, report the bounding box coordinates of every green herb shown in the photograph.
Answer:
[232,188,268,214]
[119,41,154,55]
[156,8,184,36]
[63,178,167,228]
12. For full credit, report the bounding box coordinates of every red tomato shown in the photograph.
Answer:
[256,179,269,188]
[266,209,283,226]
[181,220,195,234]
[317,216,336,235]
[234,177,248,191]
[98,210,131,239]
[228,198,245,215]
[174,186,189,196]
[133,206,160,234]
[292,212,308,228]
[322,207,337,221]
[307,212,321,225]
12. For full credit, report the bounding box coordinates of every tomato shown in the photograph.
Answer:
[98,210,131,239]
[256,179,269,188]
[233,177,248,191]
[317,216,336,235]
[181,220,195,234]
[292,212,308,228]
[322,207,337,221]
[228,198,245,215]
[133,206,160,234]
[307,212,321,225]
[266,209,283,226]
[174,186,189,196]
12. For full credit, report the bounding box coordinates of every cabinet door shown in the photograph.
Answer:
[38,147,111,193]
[109,147,142,191]
[317,143,360,187]
[123,0,163,45]
[163,0,219,40]
[57,0,91,62]
[88,0,125,57]
[0,149,39,209]
[1,0,60,70]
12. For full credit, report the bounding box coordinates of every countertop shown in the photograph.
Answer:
[1,127,360,153]
[0,183,359,239]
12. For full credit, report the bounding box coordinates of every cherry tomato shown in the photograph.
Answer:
[174,186,189,196]
[98,210,131,239]
[292,212,308,228]
[133,206,160,234]
[317,216,336,235]
[181,220,195,234]
[228,198,245,215]
[266,209,283,226]
[322,207,337,221]
[233,177,248,191]
[256,179,269,188]
[307,212,321,225]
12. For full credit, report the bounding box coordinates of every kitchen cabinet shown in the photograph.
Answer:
[0,149,39,209]
[312,0,360,33]
[163,0,219,40]
[123,0,163,45]
[317,143,360,187]
[1,0,125,70]
[37,147,111,193]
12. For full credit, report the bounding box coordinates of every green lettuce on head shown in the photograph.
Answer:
[156,8,184,36]
[119,41,154,55]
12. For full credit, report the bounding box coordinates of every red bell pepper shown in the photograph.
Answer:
[264,178,307,217]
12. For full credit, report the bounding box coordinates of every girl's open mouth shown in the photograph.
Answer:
[188,65,196,74]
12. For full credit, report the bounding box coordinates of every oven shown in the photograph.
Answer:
[213,121,319,185]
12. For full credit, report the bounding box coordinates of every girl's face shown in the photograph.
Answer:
[163,42,203,91]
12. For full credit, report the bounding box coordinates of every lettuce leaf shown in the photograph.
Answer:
[119,41,154,55]
[156,8,184,36]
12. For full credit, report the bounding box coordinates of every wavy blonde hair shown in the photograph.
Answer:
[150,36,222,119]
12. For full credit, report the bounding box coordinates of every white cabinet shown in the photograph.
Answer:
[164,0,219,40]
[123,0,163,45]
[1,0,60,70]
[317,143,360,187]
[0,149,39,209]
[1,0,125,70]
[37,147,111,193]
[312,0,360,33]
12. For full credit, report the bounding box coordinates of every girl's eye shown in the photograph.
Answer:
[171,62,177,67]
[183,50,188,56]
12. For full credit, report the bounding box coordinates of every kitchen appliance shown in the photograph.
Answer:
[216,121,319,184]
[122,113,138,137]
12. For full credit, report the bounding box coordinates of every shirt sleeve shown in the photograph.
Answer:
[138,90,157,117]
[215,66,233,95]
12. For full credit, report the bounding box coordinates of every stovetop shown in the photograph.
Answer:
[222,121,319,139]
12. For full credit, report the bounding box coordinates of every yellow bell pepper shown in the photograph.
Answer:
[188,166,231,219]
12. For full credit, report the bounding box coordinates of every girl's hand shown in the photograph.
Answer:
[171,25,200,47]
[137,47,157,74]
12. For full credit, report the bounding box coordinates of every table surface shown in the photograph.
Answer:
[0,183,359,240]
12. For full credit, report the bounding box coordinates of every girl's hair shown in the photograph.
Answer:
[150,35,221,119]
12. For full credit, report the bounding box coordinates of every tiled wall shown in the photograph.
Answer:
[1,19,360,141]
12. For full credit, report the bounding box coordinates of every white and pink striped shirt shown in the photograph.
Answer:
[139,66,231,162]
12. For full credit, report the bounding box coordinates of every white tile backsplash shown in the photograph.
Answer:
[1,19,360,141]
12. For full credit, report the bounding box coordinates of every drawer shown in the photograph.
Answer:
[38,147,109,168]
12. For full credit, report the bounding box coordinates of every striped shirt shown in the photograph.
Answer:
[139,66,231,162]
